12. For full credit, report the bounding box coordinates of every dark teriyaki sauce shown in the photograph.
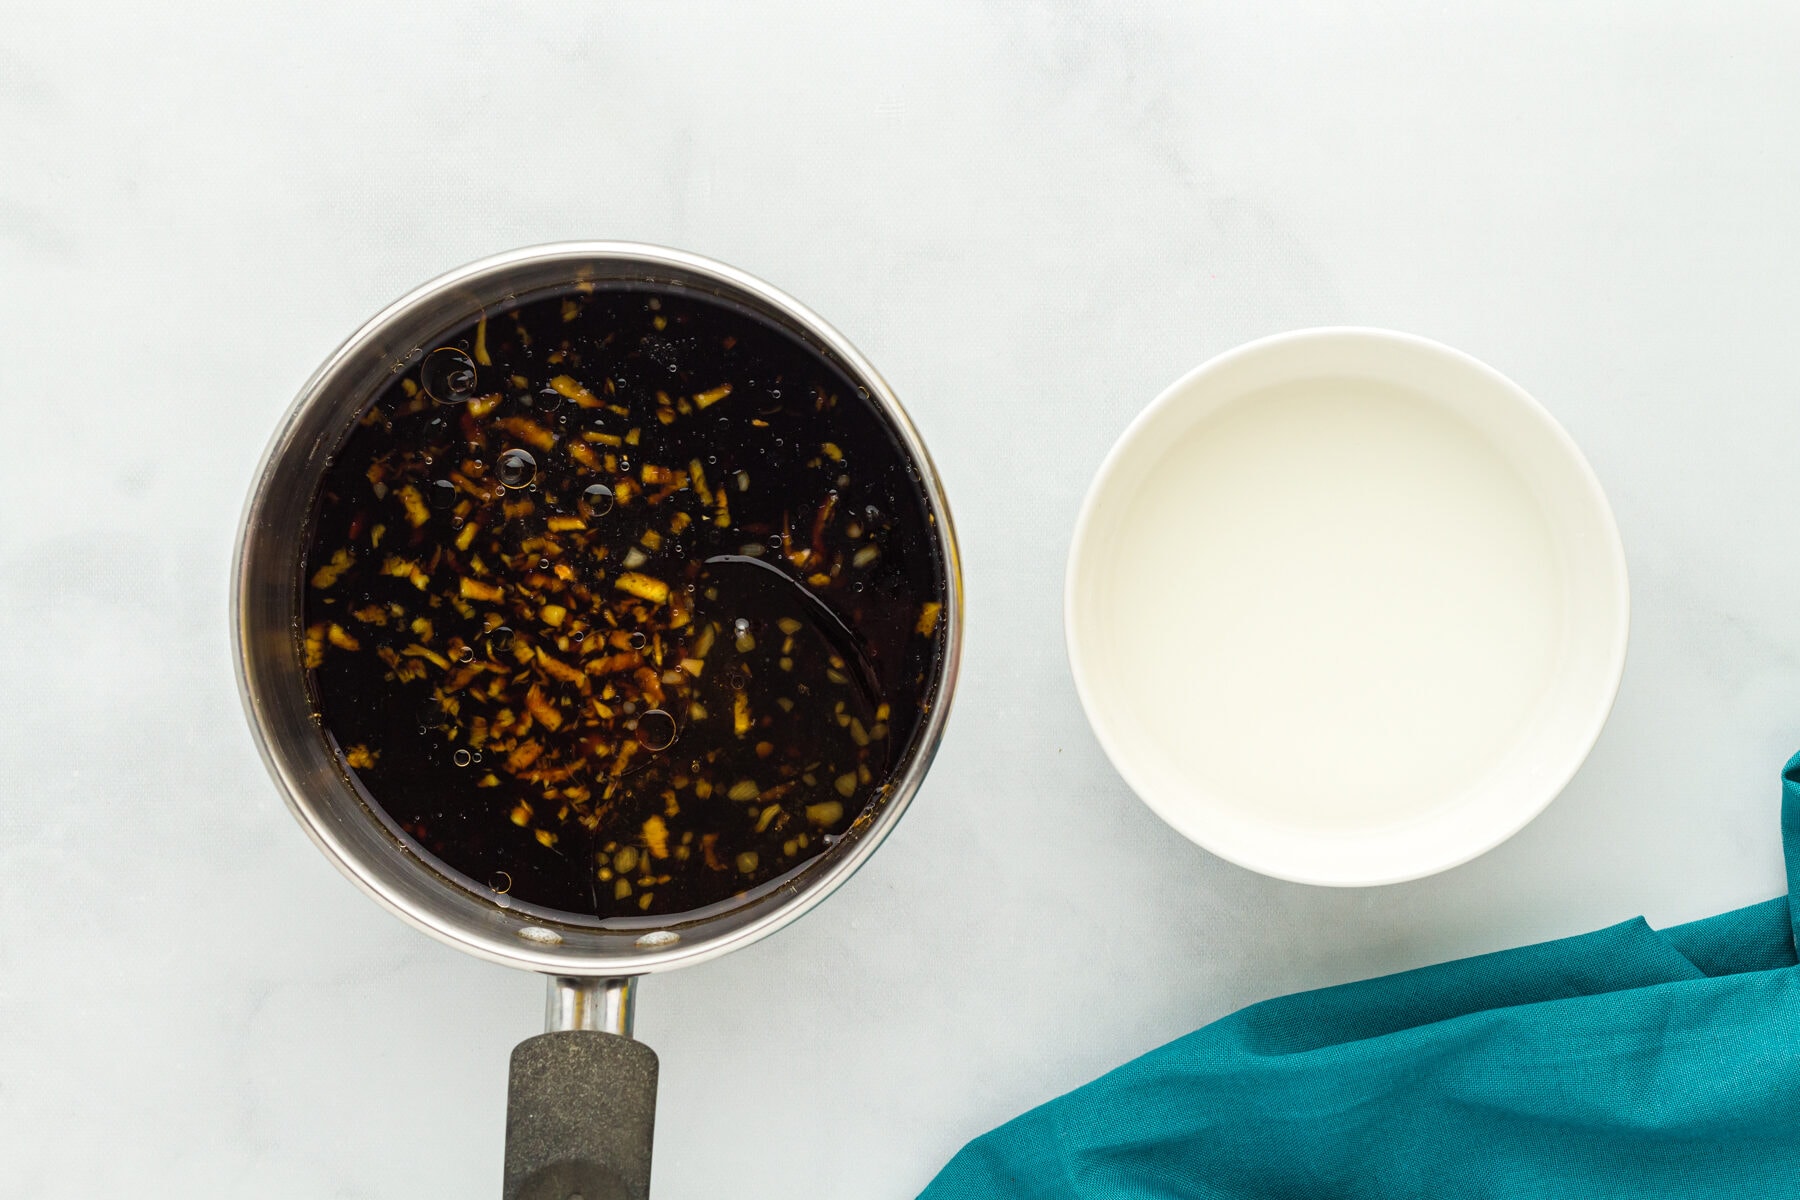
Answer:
[301,283,947,922]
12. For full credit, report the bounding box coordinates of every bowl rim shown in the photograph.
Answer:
[1063,326,1629,887]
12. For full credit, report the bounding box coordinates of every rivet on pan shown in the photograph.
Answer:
[635,930,679,949]
[516,926,563,946]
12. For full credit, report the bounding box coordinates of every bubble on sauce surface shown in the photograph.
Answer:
[497,448,537,489]
[422,347,479,403]
[635,709,678,751]
[417,698,445,732]
[427,478,457,509]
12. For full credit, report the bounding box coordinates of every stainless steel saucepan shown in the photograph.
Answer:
[233,243,961,1200]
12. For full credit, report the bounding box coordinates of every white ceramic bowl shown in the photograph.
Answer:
[1065,329,1628,886]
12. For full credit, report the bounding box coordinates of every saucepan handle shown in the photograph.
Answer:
[504,979,658,1200]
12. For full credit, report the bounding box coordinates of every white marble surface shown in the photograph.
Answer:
[6,3,1800,1195]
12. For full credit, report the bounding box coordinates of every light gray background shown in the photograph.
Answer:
[4,3,1799,1196]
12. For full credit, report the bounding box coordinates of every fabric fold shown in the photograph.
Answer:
[921,753,1800,1199]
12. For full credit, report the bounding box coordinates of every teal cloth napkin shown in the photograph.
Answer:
[920,754,1800,1199]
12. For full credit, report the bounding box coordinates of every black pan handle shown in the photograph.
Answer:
[504,981,659,1200]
